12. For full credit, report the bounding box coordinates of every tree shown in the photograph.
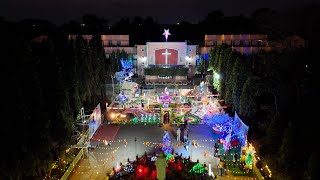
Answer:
[197,57,206,78]
[278,122,296,174]
[231,57,249,112]
[240,76,260,118]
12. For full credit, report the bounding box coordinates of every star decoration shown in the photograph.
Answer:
[162,29,171,41]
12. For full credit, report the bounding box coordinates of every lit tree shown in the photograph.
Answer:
[162,131,172,155]
[115,59,134,84]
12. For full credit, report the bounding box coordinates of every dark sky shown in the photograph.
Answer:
[0,0,317,24]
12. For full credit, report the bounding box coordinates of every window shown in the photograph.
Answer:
[117,41,121,46]
[213,41,218,46]
[258,40,262,46]
[239,40,244,46]
[248,40,252,46]
[108,41,112,46]
[231,40,235,46]
[222,41,227,45]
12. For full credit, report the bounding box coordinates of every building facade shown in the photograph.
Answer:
[199,34,270,54]
[68,33,275,81]
[136,42,197,80]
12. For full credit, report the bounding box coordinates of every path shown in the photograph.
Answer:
[70,124,254,180]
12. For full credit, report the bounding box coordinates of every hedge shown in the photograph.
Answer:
[144,67,188,76]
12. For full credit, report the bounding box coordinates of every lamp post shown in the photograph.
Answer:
[111,74,115,97]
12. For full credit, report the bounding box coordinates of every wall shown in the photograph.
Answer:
[146,42,187,65]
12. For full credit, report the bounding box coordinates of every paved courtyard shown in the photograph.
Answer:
[70,123,254,180]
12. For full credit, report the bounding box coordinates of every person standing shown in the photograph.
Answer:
[185,140,190,151]
[183,128,188,142]
[176,128,181,141]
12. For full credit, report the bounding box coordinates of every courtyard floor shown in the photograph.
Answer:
[69,123,255,180]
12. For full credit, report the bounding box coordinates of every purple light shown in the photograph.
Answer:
[162,29,171,41]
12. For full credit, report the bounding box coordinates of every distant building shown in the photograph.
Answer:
[35,32,304,83]
[101,35,135,57]
[199,34,270,54]
[68,34,93,41]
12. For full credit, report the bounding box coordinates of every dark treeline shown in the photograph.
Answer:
[209,44,318,179]
[205,5,319,179]
[0,19,109,179]
[0,3,319,179]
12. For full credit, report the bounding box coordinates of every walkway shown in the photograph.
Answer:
[69,124,254,180]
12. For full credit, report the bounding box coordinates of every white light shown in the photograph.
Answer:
[214,73,220,79]
[209,164,213,176]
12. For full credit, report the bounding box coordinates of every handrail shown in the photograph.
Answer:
[60,148,84,180]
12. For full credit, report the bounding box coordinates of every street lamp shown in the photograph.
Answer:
[111,74,115,97]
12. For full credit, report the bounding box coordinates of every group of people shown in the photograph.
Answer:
[176,127,188,142]
[176,123,190,151]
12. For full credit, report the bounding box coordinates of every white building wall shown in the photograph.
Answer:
[146,42,187,65]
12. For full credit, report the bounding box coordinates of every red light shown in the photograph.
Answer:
[139,168,142,173]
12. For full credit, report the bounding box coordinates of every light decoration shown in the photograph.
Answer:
[162,29,171,41]
[239,142,255,173]
[208,163,213,176]
[116,171,122,178]
[151,156,157,162]
[190,163,205,174]
[203,112,248,148]
[132,117,139,123]
[162,130,172,155]
[124,162,134,173]
[115,59,134,83]
[265,165,272,178]
[192,140,199,148]
[165,154,175,163]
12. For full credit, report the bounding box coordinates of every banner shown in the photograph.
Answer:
[233,112,249,146]
[89,103,102,139]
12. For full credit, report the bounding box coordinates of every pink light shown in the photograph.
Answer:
[162,29,171,41]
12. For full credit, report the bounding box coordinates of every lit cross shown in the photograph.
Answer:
[162,29,171,41]
[162,49,171,64]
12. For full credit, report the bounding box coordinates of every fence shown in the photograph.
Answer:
[60,148,84,180]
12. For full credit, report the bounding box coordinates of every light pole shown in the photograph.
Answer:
[111,74,115,97]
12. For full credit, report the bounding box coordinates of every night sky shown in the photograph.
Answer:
[0,0,317,24]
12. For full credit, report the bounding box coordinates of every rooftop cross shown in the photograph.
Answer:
[162,29,171,42]
[162,49,171,64]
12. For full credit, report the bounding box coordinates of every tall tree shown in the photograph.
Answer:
[231,57,249,113]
